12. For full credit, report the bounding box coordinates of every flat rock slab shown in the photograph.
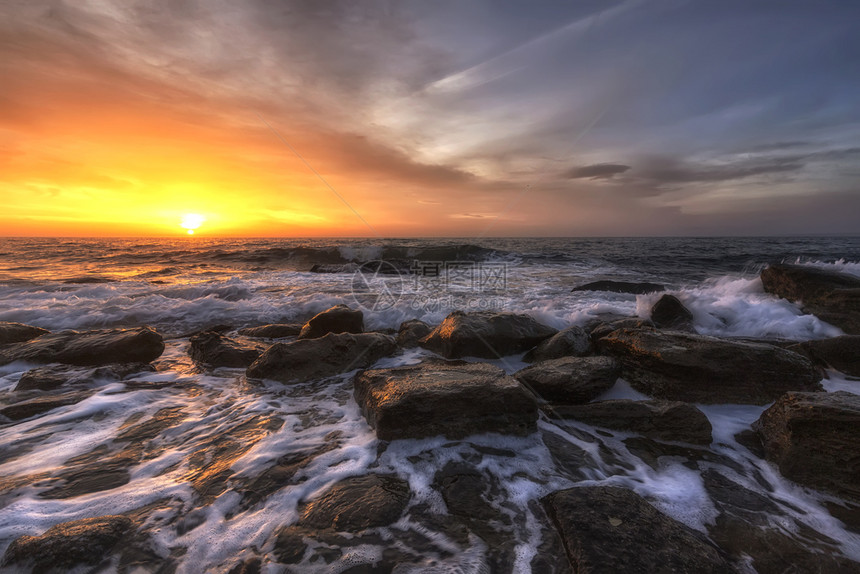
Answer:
[298,474,410,532]
[0,321,49,345]
[0,326,165,367]
[753,391,860,502]
[419,311,557,359]
[597,329,821,404]
[523,325,592,362]
[354,361,538,440]
[189,331,262,368]
[571,280,665,294]
[246,332,395,384]
[1,391,92,421]
[298,304,363,339]
[514,356,619,404]
[237,323,302,338]
[548,399,713,444]
[14,363,155,391]
[788,335,860,377]
[542,486,735,574]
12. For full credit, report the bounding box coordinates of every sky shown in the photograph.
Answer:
[2,0,860,237]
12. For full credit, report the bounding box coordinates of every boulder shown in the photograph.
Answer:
[650,294,694,331]
[571,280,665,294]
[419,311,557,359]
[542,486,735,574]
[189,331,261,368]
[0,327,165,367]
[396,319,432,348]
[597,329,822,404]
[589,318,654,343]
[522,325,592,362]
[0,321,49,345]
[514,356,619,404]
[298,474,410,532]
[14,363,155,391]
[354,360,538,440]
[753,391,860,501]
[787,335,860,377]
[1,391,92,421]
[298,304,363,339]
[237,324,302,338]
[246,332,395,384]
[2,515,133,571]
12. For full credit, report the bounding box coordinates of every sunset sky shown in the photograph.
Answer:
[2,1,859,237]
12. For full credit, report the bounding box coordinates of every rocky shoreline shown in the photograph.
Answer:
[0,263,859,572]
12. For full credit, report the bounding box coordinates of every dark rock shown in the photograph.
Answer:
[189,331,262,368]
[247,332,396,383]
[788,335,860,377]
[273,528,307,564]
[548,399,713,444]
[597,329,822,404]
[753,391,860,501]
[433,462,497,521]
[228,557,263,574]
[14,363,155,392]
[1,391,92,421]
[354,360,538,440]
[589,318,654,342]
[298,304,363,339]
[541,431,595,480]
[622,436,744,473]
[0,321,49,345]
[237,323,302,338]
[542,486,735,574]
[571,280,665,294]
[419,311,557,359]
[650,294,695,330]
[2,515,133,570]
[298,474,410,532]
[514,356,619,404]
[702,469,780,517]
[733,429,765,458]
[395,319,432,348]
[0,326,165,367]
[523,326,592,362]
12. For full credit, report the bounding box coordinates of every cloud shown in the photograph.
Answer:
[564,163,631,179]
[635,155,806,185]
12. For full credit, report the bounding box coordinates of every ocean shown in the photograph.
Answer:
[0,236,859,572]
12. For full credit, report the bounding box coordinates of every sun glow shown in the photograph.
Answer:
[181,213,205,235]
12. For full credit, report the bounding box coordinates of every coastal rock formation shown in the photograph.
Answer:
[522,325,592,362]
[396,319,432,348]
[0,327,165,367]
[237,323,302,338]
[1,390,93,421]
[547,399,713,444]
[419,311,557,359]
[588,318,654,342]
[298,474,411,532]
[0,321,49,345]
[596,329,821,404]
[650,294,694,330]
[787,335,860,377]
[246,332,395,383]
[542,486,735,574]
[14,363,155,391]
[189,331,262,368]
[298,304,363,339]
[761,263,860,334]
[514,356,619,404]
[354,360,538,439]
[753,391,860,501]
[571,280,665,294]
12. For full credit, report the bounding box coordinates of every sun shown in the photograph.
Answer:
[180,213,205,235]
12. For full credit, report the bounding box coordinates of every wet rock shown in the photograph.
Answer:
[514,356,619,404]
[228,557,263,574]
[247,332,396,383]
[788,335,860,377]
[433,462,497,521]
[14,363,156,391]
[1,391,92,422]
[622,436,745,474]
[589,318,654,342]
[272,528,307,564]
[0,321,49,345]
[395,319,432,348]
[354,360,538,440]
[548,399,713,444]
[523,326,592,362]
[419,311,557,359]
[2,515,133,571]
[298,474,410,532]
[0,326,165,367]
[650,294,694,331]
[189,330,262,368]
[753,391,860,501]
[733,429,765,458]
[542,486,735,574]
[702,469,780,518]
[237,323,302,338]
[571,280,665,294]
[541,431,595,480]
[298,304,363,339]
[597,328,822,404]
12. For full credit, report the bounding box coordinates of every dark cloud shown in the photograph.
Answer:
[635,155,806,185]
[564,163,631,180]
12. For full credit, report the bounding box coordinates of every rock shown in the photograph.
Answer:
[433,462,498,521]
[547,399,713,444]
[787,335,860,377]
[395,319,432,348]
[189,331,261,368]
[542,486,735,574]
[514,356,619,404]
[522,326,592,362]
[2,515,133,571]
[354,360,538,440]
[597,329,822,404]
[247,332,395,383]
[761,263,860,334]
[589,318,654,342]
[298,474,410,532]
[298,304,363,339]
[273,528,308,564]
[237,323,302,338]
[1,391,92,421]
[14,363,155,391]
[650,294,694,330]
[753,391,860,501]
[571,280,665,294]
[0,321,49,345]
[419,311,557,359]
[0,327,165,367]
